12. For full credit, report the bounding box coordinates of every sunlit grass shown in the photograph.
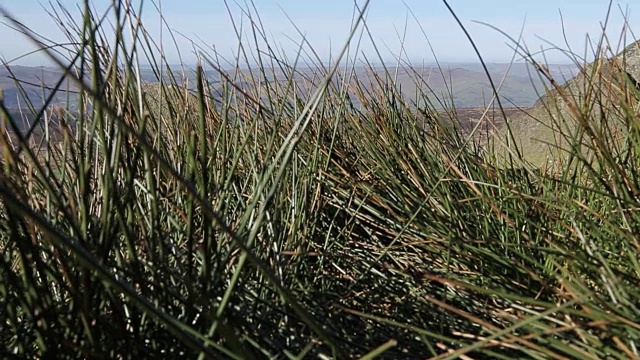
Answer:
[0,0,639,358]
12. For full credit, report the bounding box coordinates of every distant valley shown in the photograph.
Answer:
[0,62,577,128]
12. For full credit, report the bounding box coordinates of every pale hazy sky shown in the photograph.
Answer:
[0,1,638,66]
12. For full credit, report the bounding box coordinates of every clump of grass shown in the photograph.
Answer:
[1,0,639,359]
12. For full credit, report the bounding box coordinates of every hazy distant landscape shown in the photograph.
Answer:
[0,62,577,127]
[3,0,640,358]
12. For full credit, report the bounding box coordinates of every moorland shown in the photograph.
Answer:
[1,1,640,359]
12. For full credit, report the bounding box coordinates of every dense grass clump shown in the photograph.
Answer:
[1,1,640,359]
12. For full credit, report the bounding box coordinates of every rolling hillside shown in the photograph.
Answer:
[493,41,640,166]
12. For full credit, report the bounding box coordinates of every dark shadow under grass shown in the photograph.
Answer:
[1,1,640,359]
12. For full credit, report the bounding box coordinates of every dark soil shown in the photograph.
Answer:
[438,106,526,137]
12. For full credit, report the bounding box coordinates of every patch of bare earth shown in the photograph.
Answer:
[438,106,526,137]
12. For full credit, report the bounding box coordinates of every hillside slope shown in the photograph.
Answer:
[492,40,640,166]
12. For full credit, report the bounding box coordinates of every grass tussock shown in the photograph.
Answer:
[1,1,640,359]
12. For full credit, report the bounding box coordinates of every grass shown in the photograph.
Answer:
[1,0,640,359]
[490,24,640,168]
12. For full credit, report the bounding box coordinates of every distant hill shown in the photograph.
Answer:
[1,62,577,133]
[375,62,576,109]
[256,62,576,110]
[492,41,640,166]
[1,62,575,107]
[0,65,74,114]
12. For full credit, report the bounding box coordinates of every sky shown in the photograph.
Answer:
[0,0,638,66]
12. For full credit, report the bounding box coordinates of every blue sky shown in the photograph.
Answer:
[0,0,638,66]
